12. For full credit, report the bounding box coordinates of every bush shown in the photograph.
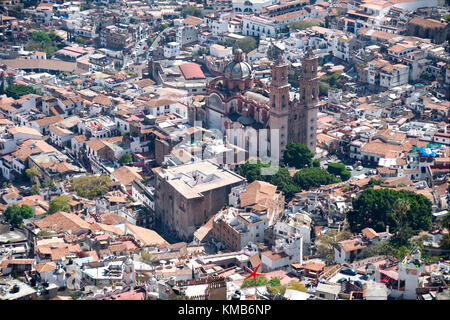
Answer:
[327,162,345,175]
[241,275,268,288]
[312,160,320,167]
[288,281,307,292]
[327,162,350,181]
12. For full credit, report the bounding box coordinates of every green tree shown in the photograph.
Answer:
[4,204,34,227]
[267,166,291,190]
[0,73,5,95]
[75,36,86,45]
[439,213,449,230]
[288,20,319,31]
[368,178,383,187]
[159,24,169,32]
[26,30,63,58]
[319,81,329,96]
[282,183,301,200]
[283,142,314,169]
[5,84,39,99]
[239,161,271,183]
[70,175,111,199]
[182,6,203,18]
[31,184,40,195]
[439,233,450,250]
[25,168,39,181]
[317,229,353,261]
[358,240,397,259]
[327,162,351,181]
[293,167,340,190]
[420,71,435,82]
[80,3,90,10]
[240,161,300,199]
[393,198,410,235]
[237,37,257,53]
[348,188,432,234]
[48,195,71,214]
[119,153,133,164]
[312,160,320,168]
[396,246,410,261]
[268,277,281,287]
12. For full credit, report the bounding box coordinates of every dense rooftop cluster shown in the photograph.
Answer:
[0,0,449,301]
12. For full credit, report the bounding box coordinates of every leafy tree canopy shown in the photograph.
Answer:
[5,84,40,99]
[182,6,203,18]
[288,20,319,31]
[283,142,314,169]
[293,167,340,190]
[70,175,111,199]
[236,36,257,54]
[48,195,71,214]
[118,153,133,164]
[327,162,351,181]
[4,204,34,227]
[348,188,432,234]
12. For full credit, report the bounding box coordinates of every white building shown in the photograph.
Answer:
[390,249,424,300]
[164,42,181,59]
[273,220,311,255]
[242,15,280,38]
[232,0,273,14]
[261,235,303,272]
[210,44,233,59]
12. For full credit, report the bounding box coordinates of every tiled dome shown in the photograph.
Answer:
[224,48,252,80]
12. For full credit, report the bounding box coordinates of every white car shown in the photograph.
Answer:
[345,165,353,171]
[356,166,363,171]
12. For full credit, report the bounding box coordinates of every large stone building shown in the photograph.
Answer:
[153,160,246,241]
[195,47,319,162]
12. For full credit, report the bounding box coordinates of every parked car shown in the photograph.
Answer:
[359,274,369,280]
[354,280,364,288]
[345,165,353,171]
[341,268,358,276]
[356,165,363,171]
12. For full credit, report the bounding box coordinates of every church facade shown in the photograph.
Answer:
[195,47,319,162]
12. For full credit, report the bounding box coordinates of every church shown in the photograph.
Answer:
[194,47,319,162]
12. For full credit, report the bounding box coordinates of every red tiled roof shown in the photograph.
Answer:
[179,63,205,80]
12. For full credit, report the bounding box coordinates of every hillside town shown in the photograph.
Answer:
[0,0,449,301]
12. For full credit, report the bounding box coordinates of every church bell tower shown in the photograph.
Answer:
[269,54,290,158]
[289,47,319,152]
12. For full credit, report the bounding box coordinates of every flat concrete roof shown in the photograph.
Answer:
[155,160,245,199]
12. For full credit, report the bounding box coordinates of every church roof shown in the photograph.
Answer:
[224,48,253,80]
